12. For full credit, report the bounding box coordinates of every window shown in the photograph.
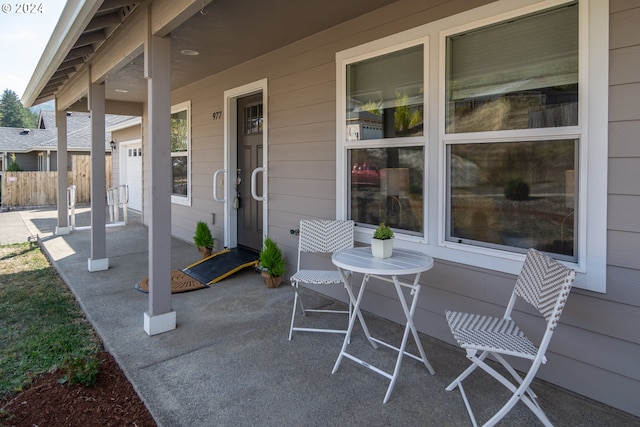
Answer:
[445,3,579,262]
[337,0,608,292]
[171,101,191,205]
[448,140,577,261]
[343,43,427,235]
[244,103,263,134]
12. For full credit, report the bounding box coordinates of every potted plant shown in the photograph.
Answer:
[259,236,285,288]
[193,221,215,258]
[372,222,394,258]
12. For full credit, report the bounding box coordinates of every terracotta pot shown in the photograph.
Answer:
[261,271,282,288]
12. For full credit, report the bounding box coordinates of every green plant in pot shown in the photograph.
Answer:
[259,236,285,288]
[372,222,394,258]
[193,221,215,258]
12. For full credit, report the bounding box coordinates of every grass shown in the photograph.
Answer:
[0,243,101,399]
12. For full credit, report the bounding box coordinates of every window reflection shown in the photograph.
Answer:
[445,3,578,133]
[448,140,576,260]
[350,147,423,234]
[346,45,424,140]
[172,156,188,196]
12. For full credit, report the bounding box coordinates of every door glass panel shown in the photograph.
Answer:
[244,104,263,134]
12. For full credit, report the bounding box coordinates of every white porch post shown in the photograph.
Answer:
[143,32,175,335]
[55,105,70,235]
[88,81,109,272]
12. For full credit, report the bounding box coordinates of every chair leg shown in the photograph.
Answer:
[445,350,488,391]
[468,354,553,427]
[288,288,301,340]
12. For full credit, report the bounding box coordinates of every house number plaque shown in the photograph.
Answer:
[212,111,222,120]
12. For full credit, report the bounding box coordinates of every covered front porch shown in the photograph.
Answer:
[15,208,637,426]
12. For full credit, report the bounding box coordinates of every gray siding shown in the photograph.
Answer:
[147,0,639,416]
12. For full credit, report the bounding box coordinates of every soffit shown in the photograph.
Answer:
[36,1,141,104]
[33,0,400,107]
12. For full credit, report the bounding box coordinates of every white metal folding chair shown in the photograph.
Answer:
[445,248,575,427]
[288,219,354,340]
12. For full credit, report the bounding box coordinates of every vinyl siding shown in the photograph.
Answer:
[144,0,639,416]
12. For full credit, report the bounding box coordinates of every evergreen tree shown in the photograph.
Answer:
[0,89,38,128]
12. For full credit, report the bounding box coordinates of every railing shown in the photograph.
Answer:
[107,184,129,224]
[67,183,128,231]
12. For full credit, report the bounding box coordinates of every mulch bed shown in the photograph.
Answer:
[0,352,156,427]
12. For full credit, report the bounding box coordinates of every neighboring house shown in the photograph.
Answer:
[20,0,639,417]
[0,110,133,172]
[0,127,59,172]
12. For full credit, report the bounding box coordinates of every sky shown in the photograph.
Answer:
[0,1,66,102]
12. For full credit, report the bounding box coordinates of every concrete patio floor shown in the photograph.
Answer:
[2,207,638,426]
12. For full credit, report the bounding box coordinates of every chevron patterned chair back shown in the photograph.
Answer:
[444,248,575,427]
[288,220,355,340]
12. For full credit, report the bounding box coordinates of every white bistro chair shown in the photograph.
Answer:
[288,219,354,340]
[445,248,575,427]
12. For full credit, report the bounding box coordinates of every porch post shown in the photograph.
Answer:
[55,105,70,235]
[143,32,175,335]
[88,81,109,272]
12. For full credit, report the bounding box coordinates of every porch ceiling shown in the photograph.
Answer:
[30,0,399,108]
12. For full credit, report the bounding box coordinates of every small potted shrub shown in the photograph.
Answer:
[259,236,285,288]
[371,222,394,258]
[193,221,215,258]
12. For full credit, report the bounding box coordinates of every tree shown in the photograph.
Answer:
[0,89,37,128]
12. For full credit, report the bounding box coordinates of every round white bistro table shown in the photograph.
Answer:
[331,247,436,403]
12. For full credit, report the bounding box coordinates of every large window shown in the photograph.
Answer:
[344,43,426,235]
[171,101,190,205]
[337,0,608,292]
[445,3,579,261]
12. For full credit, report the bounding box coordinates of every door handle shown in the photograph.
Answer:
[251,167,267,202]
[213,169,226,202]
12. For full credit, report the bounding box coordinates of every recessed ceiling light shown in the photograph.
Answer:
[181,49,200,56]
[115,89,128,93]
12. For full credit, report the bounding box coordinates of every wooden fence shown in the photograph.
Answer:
[1,155,112,208]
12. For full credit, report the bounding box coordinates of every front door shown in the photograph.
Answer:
[236,94,263,251]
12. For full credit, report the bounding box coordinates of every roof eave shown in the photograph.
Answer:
[22,0,104,108]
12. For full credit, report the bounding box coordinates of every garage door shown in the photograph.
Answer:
[121,143,142,211]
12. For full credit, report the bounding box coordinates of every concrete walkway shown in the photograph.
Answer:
[2,208,638,426]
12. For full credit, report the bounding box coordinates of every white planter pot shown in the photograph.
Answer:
[371,238,393,258]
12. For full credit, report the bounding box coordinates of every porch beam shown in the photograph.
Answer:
[151,0,213,37]
[105,100,143,116]
[144,33,175,335]
[88,80,109,272]
[89,6,146,85]
[54,106,70,236]
[47,0,209,108]
[56,66,89,111]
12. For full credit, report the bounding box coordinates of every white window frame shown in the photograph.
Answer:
[336,0,608,292]
[171,100,191,206]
